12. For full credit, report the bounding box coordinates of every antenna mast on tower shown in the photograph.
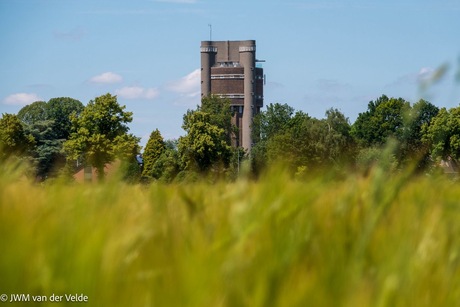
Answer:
[208,24,212,41]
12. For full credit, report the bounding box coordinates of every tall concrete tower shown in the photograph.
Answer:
[200,40,264,151]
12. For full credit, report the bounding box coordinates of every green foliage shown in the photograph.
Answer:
[350,96,441,171]
[64,93,140,179]
[179,111,232,172]
[399,99,439,168]
[142,129,166,179]
[356,144,398,174]
[25,120,64,179]
[251,103,296,173]
[253,105,353,175]
[119,158,142,184]
[2,166,460,306]
[46,97,84,139]
[351,95,410,147]
[151,139,181,183]
[253,102,294,142]
[178,96,234,173]
[16,97,84,179]
[200,95,235,144]
[17,101,48,125]
[227,146,247,180]
[422,105,460,160]
[18,97,84,140]
[0,113,35,161]
[324,108,356,162]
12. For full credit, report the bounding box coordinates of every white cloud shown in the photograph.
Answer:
[418,67,434,82]
[90,72,123,84]
[386,67,435,90]
[3,93,43,105]
[115,86,159,100]
[164,69,202,107]
[167,69,200,96]
[417,65,450,91]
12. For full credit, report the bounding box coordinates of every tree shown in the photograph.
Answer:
[252,103,295,143]
[200,95,235,144]
[178,96,234,174]
[251,103,295,174]
[16,98,84,179]
[46,97,84,140]
[17,101,48,125]
[351,95,410,147]
[403,100,439,149]
[0,113,35,161]
[178,111,232,172]
[264,111,312,169]
[265,109,353,173]
[400,99,439,168]
[251,104,354,175]
[17,98,84,139]
[26,120,63,179]
[324,108,354,162]
[63,93,140,180]
[142,129,166,179]
[422,106,460,162]
[151,139,181,183]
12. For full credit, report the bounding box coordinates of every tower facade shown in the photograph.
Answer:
[200,40,264,151]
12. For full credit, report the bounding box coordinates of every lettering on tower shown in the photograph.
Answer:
[200,46,217,53]
[239,46,256,52]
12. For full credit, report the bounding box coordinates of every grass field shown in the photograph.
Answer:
[1,163,460,306]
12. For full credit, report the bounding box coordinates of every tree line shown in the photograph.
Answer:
[0,93,458,182]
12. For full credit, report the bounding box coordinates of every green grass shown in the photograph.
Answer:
[1,164,460,306]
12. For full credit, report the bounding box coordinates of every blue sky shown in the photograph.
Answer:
[1,0,459,146]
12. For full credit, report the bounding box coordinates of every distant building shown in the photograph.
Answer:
[73,162,120,183]
[200,40,264,150]
[440,156,458,175]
